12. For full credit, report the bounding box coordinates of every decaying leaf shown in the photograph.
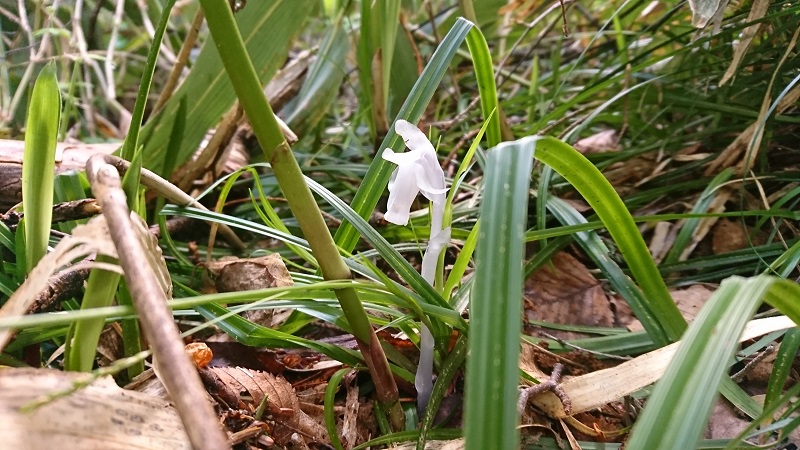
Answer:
[205,253,294,327]
[626,285,715,331]
[719,0,770,86]
[0,368,190,450]
[199,366,327,445]
[524,252,620,340]
[712,218,764,254]
[205,253,293,293]
[530,315,795,418]
[0,216,121,351]
[687,0,728,28]
[573,130,619,154]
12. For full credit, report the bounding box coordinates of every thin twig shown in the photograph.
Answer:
[94,154,246,251]
[153,9,205,113]
[86,154,229,450]
[518,363,572,414]
[104,0,126,101]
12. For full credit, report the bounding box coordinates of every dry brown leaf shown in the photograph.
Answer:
[200,366,327,445]
[205,253,293,327]
[649,221,675,264]
[0,368,190,449]
[627,285,715,331]
[342,373,360,450]
[712,219,763,254]
[573,130,619,154]
[705,399,751,439]
[719,0,770,86]
[524,252,617,340]
[205,253,293,293]
[677,190,731,261]
[0,216,121,351]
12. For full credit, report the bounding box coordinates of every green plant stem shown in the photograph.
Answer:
[198,0,404,430]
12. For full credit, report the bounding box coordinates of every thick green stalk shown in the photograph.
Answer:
[199,0,404,430]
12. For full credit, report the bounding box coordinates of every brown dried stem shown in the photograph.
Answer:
[86,154,229,450]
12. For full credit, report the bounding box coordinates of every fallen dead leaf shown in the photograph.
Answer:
[0,368,190,449]
[199,366,327,445]
[204,253,293,327]
[712,219,763,254]
[205,253,293,293]
[524,252,619,340]
[573,130,619,154]
[627,284,715,331]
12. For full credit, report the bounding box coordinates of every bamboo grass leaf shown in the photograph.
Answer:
[283,16,349,135]
[140,1,315,174]
[627,277,800,449]
[464,137,535,450]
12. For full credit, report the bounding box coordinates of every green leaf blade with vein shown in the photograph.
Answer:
[22,62,61,273]
[464,137,535,450]
[140,0,315,174]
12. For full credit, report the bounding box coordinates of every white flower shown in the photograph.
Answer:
[382,120,447,226]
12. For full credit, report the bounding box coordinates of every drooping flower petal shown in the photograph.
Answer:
[395,119,436,154]
[381,120,448,225]
[384,164,419,225]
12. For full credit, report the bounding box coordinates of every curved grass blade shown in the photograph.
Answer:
[119,0,177,204]
[464,28,501,147]
[324,368,350,450]
[334,18,474,253]
[531,135,686,343]
[22,62,60,273]
[626,276,800,450]
[765,328,800,409]
[464,138,535,450]
[283,14,349,136]
[304,177,455,313]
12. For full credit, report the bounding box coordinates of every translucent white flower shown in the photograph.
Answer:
[382,120,447,226]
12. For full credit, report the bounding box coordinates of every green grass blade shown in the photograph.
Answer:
[65,261,120,371]
[22,62,60,273]
[765,328,800,409]
[119,0,177,205]
[663,169,733,264]
[464,27,501,147]
[334,18,474,253]
[546,196,668,345]
[324,368,349,450]
[464,137,535,450]
[283,16,349,136]
[625,276,777,450]
[304,177,454,313]
[532,135,686,343]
